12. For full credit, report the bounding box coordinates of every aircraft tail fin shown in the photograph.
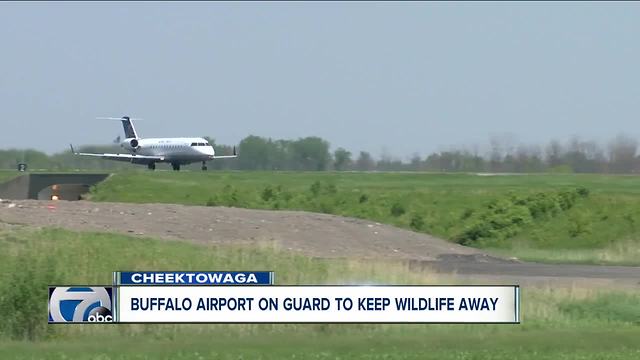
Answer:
[97,116,141,139]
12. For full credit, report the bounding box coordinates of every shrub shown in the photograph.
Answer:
[205,197,217,206]
[522,193,561,219]
[409,214,424,231]
[261,186,276,202]
[309,181,321,197]
[557,190,578,210]
[463,200,534,243]
[359,194,369,204]
[390,203,406,217]
[455,188,590,245]
[456,220,492,245]
[460,208,474,220]
[576,186,590,197]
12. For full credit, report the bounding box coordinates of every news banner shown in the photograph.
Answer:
[48,271,520,324]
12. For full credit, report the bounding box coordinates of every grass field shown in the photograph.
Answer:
[83,171,640,265]
[0,226,639,359]
[0,171,20,183]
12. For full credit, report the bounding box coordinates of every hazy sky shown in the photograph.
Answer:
[1,2,639,158]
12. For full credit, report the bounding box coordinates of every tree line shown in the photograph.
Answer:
[2,134,640,173]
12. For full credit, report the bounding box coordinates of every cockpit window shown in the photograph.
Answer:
[191,142,209,146]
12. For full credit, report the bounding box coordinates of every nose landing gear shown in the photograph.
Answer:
[171,163,181,171]
[147,163,156,171]
[201,161,207,171]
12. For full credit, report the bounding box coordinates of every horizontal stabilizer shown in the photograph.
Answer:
[96,116,141,139]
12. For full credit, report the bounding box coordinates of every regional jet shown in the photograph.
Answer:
[70,116,237,171]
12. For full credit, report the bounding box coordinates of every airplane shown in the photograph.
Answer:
[70,116,237,171]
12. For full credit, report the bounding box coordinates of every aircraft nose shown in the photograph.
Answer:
[202,146,215,157]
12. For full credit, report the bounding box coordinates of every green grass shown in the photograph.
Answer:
[0,171,20,183]
[87,171,640,264]
[490,239,640,266]
[3,331,640,360]
[0,227,638,359]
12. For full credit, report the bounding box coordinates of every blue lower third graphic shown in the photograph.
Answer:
[116,271,274,285]
[48,287,113,323]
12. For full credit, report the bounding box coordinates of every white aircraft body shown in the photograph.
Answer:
[71,116,237,171]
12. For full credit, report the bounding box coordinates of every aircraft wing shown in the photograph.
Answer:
[212,146,238,159]
[70,145,165,163]
[76,152,165,163]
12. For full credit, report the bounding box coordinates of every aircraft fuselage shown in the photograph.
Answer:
[121,137,215,164]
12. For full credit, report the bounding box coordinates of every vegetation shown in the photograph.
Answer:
[0,227,638,359]
[3,133,640,173]
[0,171,18,184]
[84,171,640,265]
[455,187,589,245]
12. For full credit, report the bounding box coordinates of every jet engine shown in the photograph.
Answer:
[121,138,141,152]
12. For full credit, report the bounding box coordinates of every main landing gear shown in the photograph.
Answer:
[147,163,156,171]
[171,163,181,171]
[201,161,207,171]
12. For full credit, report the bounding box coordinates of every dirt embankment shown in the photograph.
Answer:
[0,200,638,287]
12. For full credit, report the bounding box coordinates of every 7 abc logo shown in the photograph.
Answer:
[48,287,113,323]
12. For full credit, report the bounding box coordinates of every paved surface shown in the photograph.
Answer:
[0,200,638,287]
